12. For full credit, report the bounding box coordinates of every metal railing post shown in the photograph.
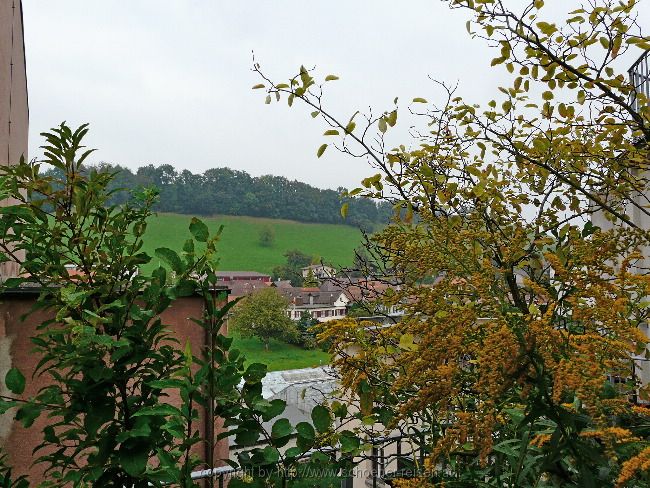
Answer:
[371,445,378,488]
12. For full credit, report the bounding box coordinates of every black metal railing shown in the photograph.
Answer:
[629,50,650,113]
[191,433,426,488]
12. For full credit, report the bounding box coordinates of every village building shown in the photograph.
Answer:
[301,264,336,281]
[281,288,349,322]
[215,270,271,283]
[225,279,271,302]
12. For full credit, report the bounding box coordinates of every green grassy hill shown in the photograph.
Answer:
[141,213,363,275]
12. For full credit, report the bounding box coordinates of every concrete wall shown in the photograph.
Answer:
[0,292,229,483]
[591,170,650,395]
[0,0,28,280]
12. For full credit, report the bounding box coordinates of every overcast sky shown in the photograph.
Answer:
[22,1,649,190]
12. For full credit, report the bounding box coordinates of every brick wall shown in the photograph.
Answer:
[0,291,229,483]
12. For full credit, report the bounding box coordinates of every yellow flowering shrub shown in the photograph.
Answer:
[257,0,650,485]
[617,447,650,487]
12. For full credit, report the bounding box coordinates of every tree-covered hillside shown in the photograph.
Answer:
[45,164,392,230]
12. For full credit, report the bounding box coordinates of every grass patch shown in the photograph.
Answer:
[229,330,330,372]
[141,213,362,275]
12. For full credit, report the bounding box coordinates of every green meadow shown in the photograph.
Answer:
[141,213,354,370]
[141,213,363,275]
[229,330,330,372]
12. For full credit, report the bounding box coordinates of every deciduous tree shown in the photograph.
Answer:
[256,0,650,485]
[231,287,298,351]
[258,224,275,247]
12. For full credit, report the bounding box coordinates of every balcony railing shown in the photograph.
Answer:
[191,433,427,488]
[629,50,650,113]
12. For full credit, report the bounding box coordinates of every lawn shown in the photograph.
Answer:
[229,330,330,372]
[141,213,363,275]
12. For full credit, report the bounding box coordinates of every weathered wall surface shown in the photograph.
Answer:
[0,292,229,482]
[0,0,28,280]
[0,0,28,165]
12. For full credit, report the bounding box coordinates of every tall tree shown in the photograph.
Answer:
[255,0,650,485]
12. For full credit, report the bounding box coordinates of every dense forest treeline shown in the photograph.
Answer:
[42,164,392,229]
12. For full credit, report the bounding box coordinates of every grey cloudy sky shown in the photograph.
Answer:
[22,1,648,190]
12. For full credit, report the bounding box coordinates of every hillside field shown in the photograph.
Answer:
[141,213,363,275]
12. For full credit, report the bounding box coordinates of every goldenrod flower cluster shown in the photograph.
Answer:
[320,212,650,483]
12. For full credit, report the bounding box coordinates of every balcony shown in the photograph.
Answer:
[629,50,650,113]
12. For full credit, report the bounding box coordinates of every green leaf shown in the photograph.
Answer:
[325,75,339,81]
[244,362,267,383]
[331,400,348,418]
[119,447,148,477]
[262,446,280,464]
[5,367,25,395]
[154,247,183,274]
[189,217,209,242]
[252,83,265,89]
[0,399,17,414]
[182,238,195,254]
[132,404,182,417]
[285,447,302,458]
[296,421,315,440]
[311,451,330,463]
[339,431,360,453]
[378,118,387,133]
[116,418,152,442]
[147,379,186,390]
[317,144,328,158]
[235,420,262,446]
[311,405,331,433]
[323,129,339,136]
[412,97,428,103]
[260,398,286,422]
[271,418,292,439]
[15,402,41,428]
